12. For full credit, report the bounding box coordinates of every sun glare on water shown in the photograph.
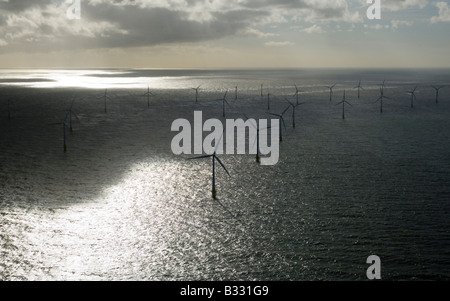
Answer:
[15,158,208,280]
[0,69,169,90]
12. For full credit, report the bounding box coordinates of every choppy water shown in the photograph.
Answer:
[1,69,450,280]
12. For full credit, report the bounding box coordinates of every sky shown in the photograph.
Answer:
[0,0,449,69]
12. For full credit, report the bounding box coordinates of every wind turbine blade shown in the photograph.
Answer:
[285,98,294,107]
[282,105,290,115]
[281,117,287,130]
[71,111,80,120]
[212,198,236,218]
[243,114,257,129]
[63,112,70,122]
[214,130,225,153]
[267,113,281,118]
[214,156,230,176]
[189,155,213,160]
[251,132,259,148]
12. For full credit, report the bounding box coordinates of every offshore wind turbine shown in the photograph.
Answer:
[243,114,270,164]
[293,84,303,105]
[189,133,230,200]
[192,85,201,103]
[336,90,352,120]
[285,98,303,128]
[143,85,155,108]
[66,99,80,133]
[431,85,445,104]
[235,86,238,100]
[268,105,290,142]
[7,98,13,120]
[375,86,390,113]
[326,83,337,102]
[407,85,418,109]
[261,84,264,97]
[354,80,364,99]
[98,89,112,113]
[267,93,272,111]
[51,113,70,152]
[217,90,230,117]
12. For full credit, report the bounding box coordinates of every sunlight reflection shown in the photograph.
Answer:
[0,69,173,90]
[35,158,197,280]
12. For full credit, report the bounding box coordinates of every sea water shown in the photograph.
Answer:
[0,68,449,280]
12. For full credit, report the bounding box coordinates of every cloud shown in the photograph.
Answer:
[244,28,278,38]
[391,20,413,30]
[1,4,128,51]
[0,0,53,12]
[80,5,265,47]
[264,41,294,47]
[380,0,428,11]
[301,24,323,34]
[249,0,362,23]
[363,23,389,30]
[0,2,270,51]
[0,0,363,53]
[431,2,450,23]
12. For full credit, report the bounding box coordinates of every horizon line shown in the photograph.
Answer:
[2,66,450,71]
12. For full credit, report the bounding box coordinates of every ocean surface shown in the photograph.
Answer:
[0,68,449,281]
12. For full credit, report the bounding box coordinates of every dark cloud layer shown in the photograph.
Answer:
[81,4,268,48]
[0,0,426,53]
[0,0,53,12]
[0,0,274,51]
